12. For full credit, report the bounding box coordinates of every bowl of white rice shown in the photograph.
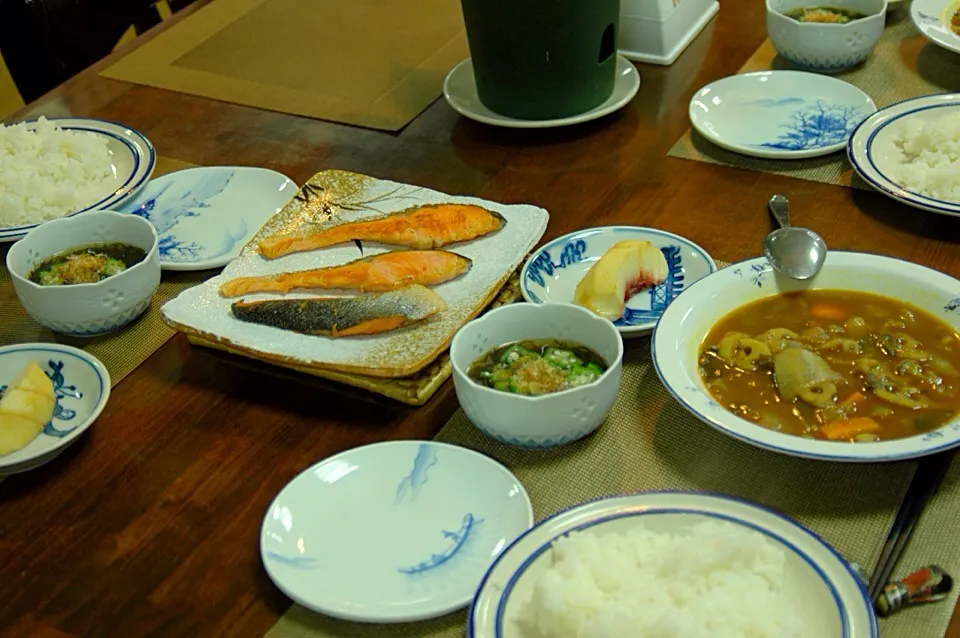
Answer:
[469,491,876,638]
[0,116,155,242]
[848,93,960,217]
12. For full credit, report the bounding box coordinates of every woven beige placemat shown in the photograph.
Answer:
[266,339,960,637]
[0,156,212,387]
[668,11,960,188]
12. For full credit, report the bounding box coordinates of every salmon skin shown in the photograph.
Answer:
[258,203,506,259]
[219,250,471,298]
[230,285,447,337]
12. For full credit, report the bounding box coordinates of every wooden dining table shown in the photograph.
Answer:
[2,0,960,635]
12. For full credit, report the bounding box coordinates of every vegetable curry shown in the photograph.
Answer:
[699,291,960,442]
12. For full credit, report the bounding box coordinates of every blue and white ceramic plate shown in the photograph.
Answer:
[0,117,155,242]
[912,0,960,56]
[520,226,716,338]
[653,251,960,462]
[848,93,960,217]
[0,344,110,475]
[260,441,533,623]
[469,491,876,638]
[689,71,877,160]
[120,166,296,271]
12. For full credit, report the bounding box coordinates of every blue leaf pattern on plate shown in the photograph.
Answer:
[757,100,867,151]
[124,169,244,263]
[732,263,770,288]
[0,359,83,438]
[945,296,960,313]
[264,551,320,569]
[397,513,481,575]
[395,444,438,504]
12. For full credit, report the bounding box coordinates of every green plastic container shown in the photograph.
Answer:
[460,0,620,120]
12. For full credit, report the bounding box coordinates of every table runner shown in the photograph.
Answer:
[668,10,960,188]
[100,0,469,132]
[0,157,212,387]
[266,292,960,637]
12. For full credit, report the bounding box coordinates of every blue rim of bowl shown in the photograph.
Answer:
[0,343,110,469]
[260,439,535,624]
[847,93,960,216]
[0,117,156,235]
[467,489,877,638]
[519,226,718,330]
[689,71,878,159]
[650,250,960,462]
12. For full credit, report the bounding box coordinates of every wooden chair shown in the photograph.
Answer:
[0,0,164,104]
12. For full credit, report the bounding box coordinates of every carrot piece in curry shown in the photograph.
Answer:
[820,417,880,441]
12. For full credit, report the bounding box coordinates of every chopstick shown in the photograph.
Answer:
[868,450,954,602]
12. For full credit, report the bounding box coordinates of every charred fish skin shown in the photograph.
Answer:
[230,285,447,337]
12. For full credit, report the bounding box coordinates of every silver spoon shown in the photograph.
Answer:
[762,194,827,280]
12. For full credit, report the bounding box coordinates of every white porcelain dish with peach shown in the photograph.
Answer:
[450,303,623,448]
[653,252,960,462]
[6,211,161,336]
[520,226,716,337]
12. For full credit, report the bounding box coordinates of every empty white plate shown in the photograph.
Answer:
[689,71,877,159]
[260,441,533,623]
[443,55,640,129]
[0,343,110,475]
[912,0,960,55]
[848,93,960,217]
[520,226,716,338]
[120,166,296,271]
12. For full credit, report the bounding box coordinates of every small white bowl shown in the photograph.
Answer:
[450,303,624,448]
[6,211,161,336]
[0,343,110,475]
[652,252,960,462]
[766,0,887,73]
[469,491,877,638]
[520,226,716,337]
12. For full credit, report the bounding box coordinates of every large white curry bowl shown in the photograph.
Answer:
[652,251,960,462]
[451,303,624,449]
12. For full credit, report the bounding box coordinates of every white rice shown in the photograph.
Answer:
[889,112,960,202]
[0,116,114,229]
[515,521,812,638]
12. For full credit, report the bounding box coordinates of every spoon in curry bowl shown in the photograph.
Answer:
[763,194,828,280]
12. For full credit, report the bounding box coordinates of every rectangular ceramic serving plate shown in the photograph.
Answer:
[161,170,549,378]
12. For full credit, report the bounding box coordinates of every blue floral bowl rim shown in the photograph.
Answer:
[518,225,718,330]
[0,343,111,452]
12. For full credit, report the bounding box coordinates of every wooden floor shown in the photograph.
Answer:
[0,1,173,119]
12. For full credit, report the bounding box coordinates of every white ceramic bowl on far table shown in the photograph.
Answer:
[766,0,887,73]
[6,211,161,336]
[450,303,624,449]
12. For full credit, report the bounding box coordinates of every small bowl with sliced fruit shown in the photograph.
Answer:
[0,343,110,475]
[519,226,716,338]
